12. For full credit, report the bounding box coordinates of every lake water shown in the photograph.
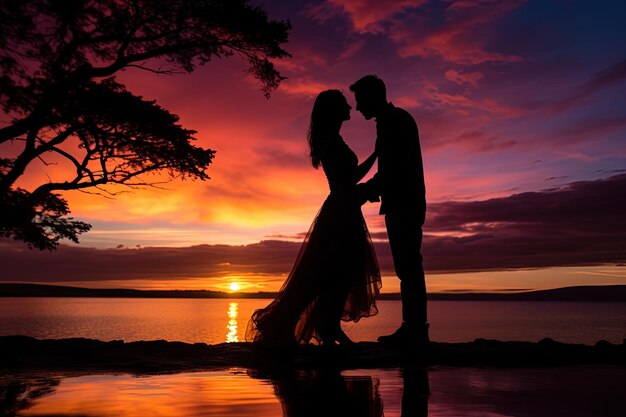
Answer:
[0,298,625,344]
[2,366,624,416]
[1,298,625,416]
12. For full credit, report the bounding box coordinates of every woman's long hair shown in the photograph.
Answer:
[307,90,345,169]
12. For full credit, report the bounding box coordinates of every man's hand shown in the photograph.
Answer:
[357,182,380,205]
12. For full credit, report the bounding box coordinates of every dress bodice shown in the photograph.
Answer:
[320,135,358,194]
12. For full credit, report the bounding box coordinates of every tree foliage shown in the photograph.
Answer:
[0,0,291,250]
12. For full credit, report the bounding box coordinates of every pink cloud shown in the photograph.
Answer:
[273,48,328,74]
[428,89,523,118]
[394,96,420,108]
[456,130,517,152]
[307,0,427,33]
[307,0,526,65]
[389,0,526,64]
[445,69,484,87]
[279,78,340,97]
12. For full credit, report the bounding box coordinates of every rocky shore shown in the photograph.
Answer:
[1,336,624,374]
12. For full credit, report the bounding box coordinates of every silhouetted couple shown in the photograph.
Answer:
[246,75,429,350]
[251,367,429,417]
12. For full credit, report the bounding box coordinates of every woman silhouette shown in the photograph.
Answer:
[246,90,381,346]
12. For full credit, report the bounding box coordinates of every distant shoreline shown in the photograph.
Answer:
[1,283,625,302]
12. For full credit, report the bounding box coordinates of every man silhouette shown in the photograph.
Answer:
[350,75,429,348]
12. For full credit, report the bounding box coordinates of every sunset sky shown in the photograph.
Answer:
[2,0,626,293]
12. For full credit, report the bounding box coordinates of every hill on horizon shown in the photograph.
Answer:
[0,283,625,302]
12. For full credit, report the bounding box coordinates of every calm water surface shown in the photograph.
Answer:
[1,298,624,344]
[1,298,625,416]
[2,366,624,417]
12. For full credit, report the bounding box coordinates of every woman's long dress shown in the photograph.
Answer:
[246,134,381,344]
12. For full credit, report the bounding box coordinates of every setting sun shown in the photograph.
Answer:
[229,282,240,292]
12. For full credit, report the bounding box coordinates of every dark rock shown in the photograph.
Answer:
[0,336,624,374]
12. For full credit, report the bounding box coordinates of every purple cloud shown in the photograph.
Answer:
[1,175,624,285]
[546,60,626,114]
[422,174,626,272]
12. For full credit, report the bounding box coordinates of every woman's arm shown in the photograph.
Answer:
[354,150,377,183]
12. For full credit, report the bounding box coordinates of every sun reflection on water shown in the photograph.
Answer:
[226,302,239,342]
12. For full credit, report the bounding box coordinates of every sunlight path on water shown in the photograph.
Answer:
[227,302,239,343]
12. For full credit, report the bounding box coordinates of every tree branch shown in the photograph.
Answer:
[1,127,75,189]
[33,176,108,196]
[126,63,182,75]
[48,145,97,185]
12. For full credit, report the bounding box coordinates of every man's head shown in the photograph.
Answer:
[349,75,387,120]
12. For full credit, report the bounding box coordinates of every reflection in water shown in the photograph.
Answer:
[402,367,430,417]
[253,366,430,417]
[8,371,283,417]
[226,302,239,343]
[255,368,386,417]
[4,366,624,416]
[0,377,60,416]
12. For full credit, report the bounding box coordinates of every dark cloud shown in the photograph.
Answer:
[2,175,624,283]
[0,240,299,282]
[264,232,308,240]
[422,174,626,272]
[596,169,626,174]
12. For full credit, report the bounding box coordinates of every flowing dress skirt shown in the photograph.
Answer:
[246,191,381,344]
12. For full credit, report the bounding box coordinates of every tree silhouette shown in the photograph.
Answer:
[0,0,290,250]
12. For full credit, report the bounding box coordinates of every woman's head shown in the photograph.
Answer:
[310,90,351,125]
[307,90,351,168]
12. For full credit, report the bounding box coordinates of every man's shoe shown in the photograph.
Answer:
[378,322,430,347]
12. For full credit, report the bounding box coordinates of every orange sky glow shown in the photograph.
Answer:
[2,0,626,293]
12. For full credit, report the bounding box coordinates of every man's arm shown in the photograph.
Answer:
[355,151,377,183]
